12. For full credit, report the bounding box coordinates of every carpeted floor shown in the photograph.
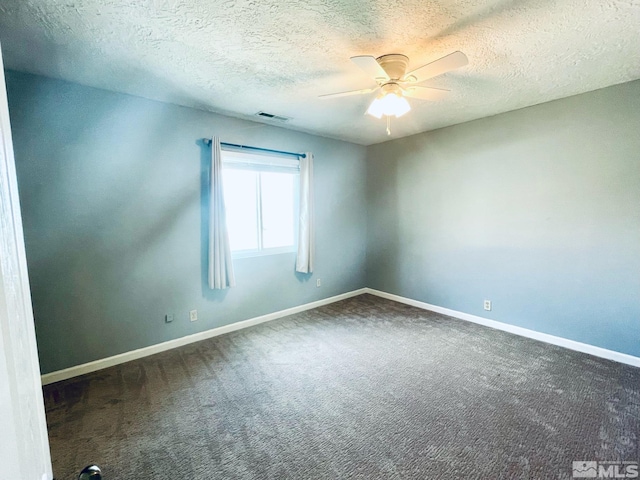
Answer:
[44,294,640,479]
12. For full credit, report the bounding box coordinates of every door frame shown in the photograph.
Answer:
[0,44,53,480]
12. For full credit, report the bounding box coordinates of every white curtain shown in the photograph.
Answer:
[296,152,314,273]
[208,137,236,289]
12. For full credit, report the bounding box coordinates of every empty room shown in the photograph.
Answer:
[0,0,638,479]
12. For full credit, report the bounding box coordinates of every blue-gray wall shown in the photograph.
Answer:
[367,80,640,357]
[7,71,640,373]
[6,71,368,374]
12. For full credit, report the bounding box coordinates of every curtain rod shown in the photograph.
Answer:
[203,139,306,159]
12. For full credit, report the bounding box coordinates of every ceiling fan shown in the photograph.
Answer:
[320,51,468,134]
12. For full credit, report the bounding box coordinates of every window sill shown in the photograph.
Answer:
[231,246,296,259]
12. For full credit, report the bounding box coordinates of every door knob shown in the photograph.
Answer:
[78,465,102,479]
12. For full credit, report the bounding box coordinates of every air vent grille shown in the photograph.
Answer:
[255,111,291,122]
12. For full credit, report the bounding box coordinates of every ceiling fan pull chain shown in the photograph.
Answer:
[386,116,391,136]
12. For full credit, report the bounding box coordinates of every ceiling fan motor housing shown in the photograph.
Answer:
[376,54,409,80]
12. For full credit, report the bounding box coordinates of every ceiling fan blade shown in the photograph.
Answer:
[350,56,390,80]
[403,86,450,101]
[404,51,468,82]
[319,87,378,99]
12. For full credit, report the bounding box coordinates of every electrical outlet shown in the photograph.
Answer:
[190,310,198,322]
[483,300,492,311]
[316,278,321,287]
[165,314,174,323]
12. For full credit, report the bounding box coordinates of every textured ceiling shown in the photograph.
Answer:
[0,0,639,145]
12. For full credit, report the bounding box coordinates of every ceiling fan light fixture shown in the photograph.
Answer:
[366,96,385,119]
[366,91,411,119]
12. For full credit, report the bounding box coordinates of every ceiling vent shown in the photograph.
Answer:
[255,111,291,122]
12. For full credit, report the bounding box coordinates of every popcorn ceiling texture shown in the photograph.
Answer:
[0,0,639,145]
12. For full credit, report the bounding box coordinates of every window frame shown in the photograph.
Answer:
[221,149,300,259]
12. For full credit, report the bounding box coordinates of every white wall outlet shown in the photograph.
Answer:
[165,314,174,323]
[316,278,321,287]
[189,310,198,322]
[483,300,492,311]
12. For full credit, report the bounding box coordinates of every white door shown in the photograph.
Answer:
[0,44,54,480]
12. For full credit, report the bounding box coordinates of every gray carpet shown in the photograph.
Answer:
[44,294,640,479]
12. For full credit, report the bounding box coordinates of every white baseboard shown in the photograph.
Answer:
[42,286,639,385]
[41,288,368,385]
[364,288,640,368]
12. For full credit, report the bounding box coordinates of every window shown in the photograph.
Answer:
[222,150,299,257]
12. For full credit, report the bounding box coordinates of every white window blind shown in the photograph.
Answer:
[222,149,300,172]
